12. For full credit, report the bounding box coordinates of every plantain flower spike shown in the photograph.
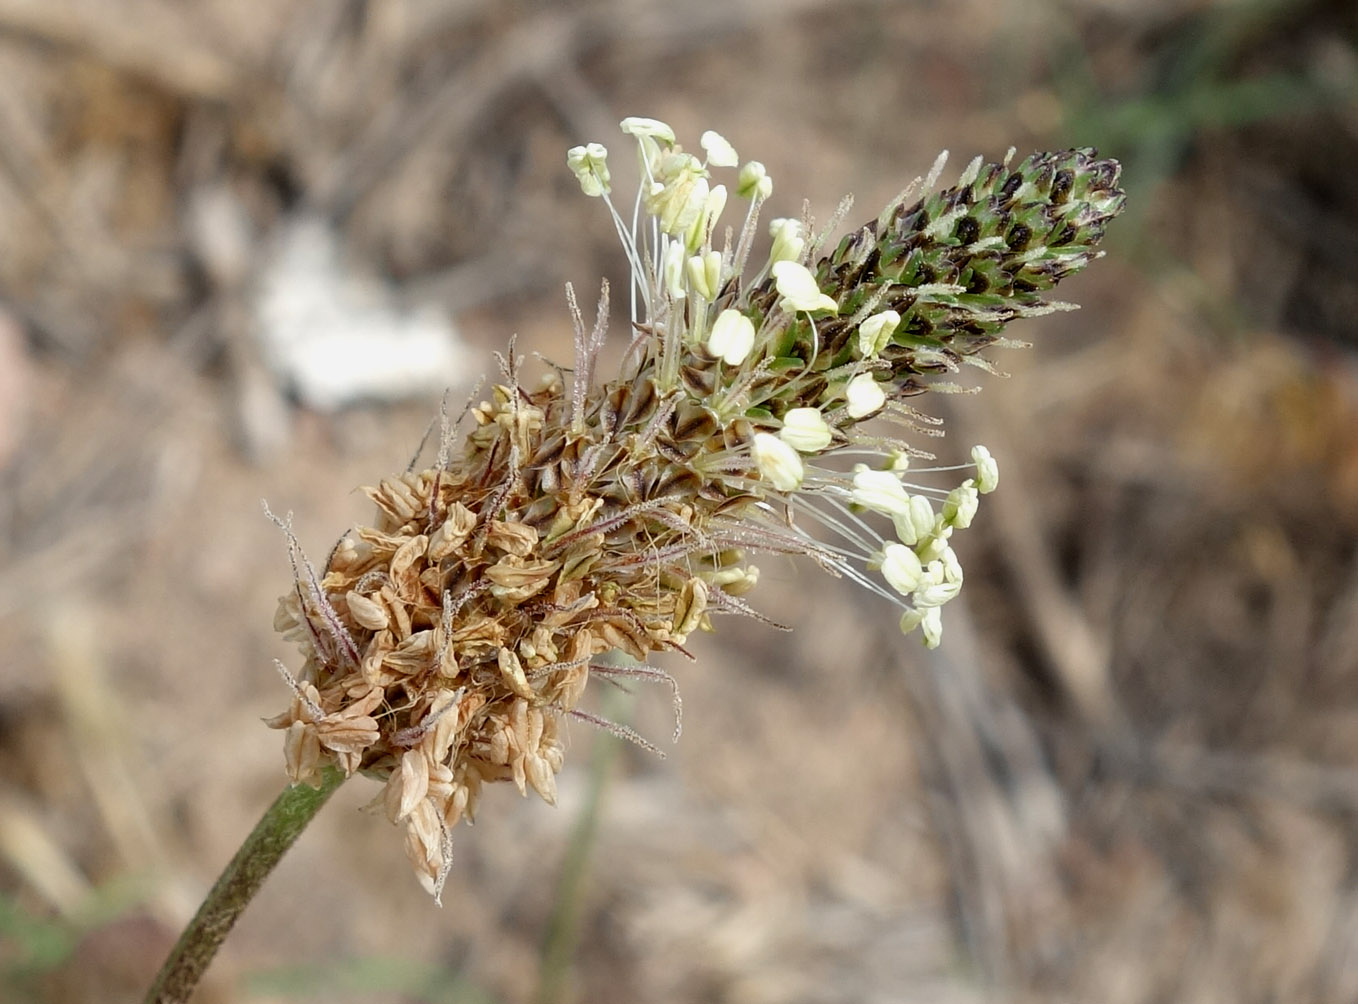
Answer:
[269,118,1125,895]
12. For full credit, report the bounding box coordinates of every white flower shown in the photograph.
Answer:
[561,119,1018,659]
[738,161,772,200]
[891,495,936,546]
[851,464,909,515]
[915,523,953,563]
[845,372,886,418]
[856,310,900,358]
[565,143,610,197]
[768,218,805,265]
[880,543,923,595]
[972,445,999,493]
[921,607,944,647]
[779,408,832,453]
[707,183,729,221]
[940,546,964,584]
[900,605,944,648]
[621,118,676,180]
[914,551,963,607]
[687,251,722,300]
[619,117,675,143]
[658,170,708,240]
[700,130,738,167]
[942,479,979,529]
[771,261,837,314]
[707,564,760,593]
[689,184,727,250]
[752,432,804,491]
[707,309,756,365]
[662,241,687,300]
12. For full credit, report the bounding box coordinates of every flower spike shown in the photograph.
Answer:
[271,119,1125,892]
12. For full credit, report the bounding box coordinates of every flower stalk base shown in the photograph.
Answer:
[143,768,346,1004]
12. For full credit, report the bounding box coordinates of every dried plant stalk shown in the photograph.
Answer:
[143,767,345,1004]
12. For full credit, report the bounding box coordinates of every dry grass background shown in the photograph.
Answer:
[1,1,1357,1001]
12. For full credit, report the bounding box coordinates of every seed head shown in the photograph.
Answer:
[269,119,1124,894]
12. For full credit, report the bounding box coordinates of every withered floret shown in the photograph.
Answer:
[269,368,745,895]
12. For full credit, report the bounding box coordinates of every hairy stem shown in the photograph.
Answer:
[144,767,346,1004]
[535,686,630,1004]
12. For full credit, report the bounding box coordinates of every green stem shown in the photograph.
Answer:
[535,688,629,1004]
[144,767,346,1004]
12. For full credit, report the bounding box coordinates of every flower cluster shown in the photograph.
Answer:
[271,117,1124,894]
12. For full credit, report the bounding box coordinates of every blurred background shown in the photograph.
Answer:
[1,0,1356,1001]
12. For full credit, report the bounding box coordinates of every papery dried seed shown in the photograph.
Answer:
[389,535,429,601]
[485,721,511,764]
[346,590,389,631]
[418,566,444,595]
[486,520,539,557]
[497,647,535,701]
[427,502,477,560]
[273,595,301,634]
[403,800,443,891]
[283,721,322,786]
[526,706,545,750]
[486,556,559,602]
[397,749,430,820]
[525,753,557,805]
[597,619,648,661]
[509,698,531,749]
[552,662,589,709]
[428,691,463,761]
[511,752,528,796]
[380,763,404,823]
[426,760,455,801]
[365,477,420,524]
[380,585,413,639]
[673,577,709,640]
[384,630,437,673]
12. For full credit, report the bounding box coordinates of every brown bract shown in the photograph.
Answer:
[269,366,760,894]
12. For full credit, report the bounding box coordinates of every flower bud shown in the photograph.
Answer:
[942,479,979,529]
[915,553,963,608]
[915,523,954,563]
[662,241,687,300]
[881,543,924,595]
[851,464,909,515]
[688,184,727,252]
[845,372,886,419]
[707,564,760,593]
[738,161,771,200]
[752,432,804,491]
[771,260,837,313]
[700,130,738,167]
[857,310,900,358]
[659,169,708,239]
[687,250,722,300]
[566,143,610,197]
[891,495,935,546]
[972,445,999,493]
[707,309,755,365]
[768,218,805,265]
[779,408,832,453]
[900,605,944,648]
[619,117,675,143]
